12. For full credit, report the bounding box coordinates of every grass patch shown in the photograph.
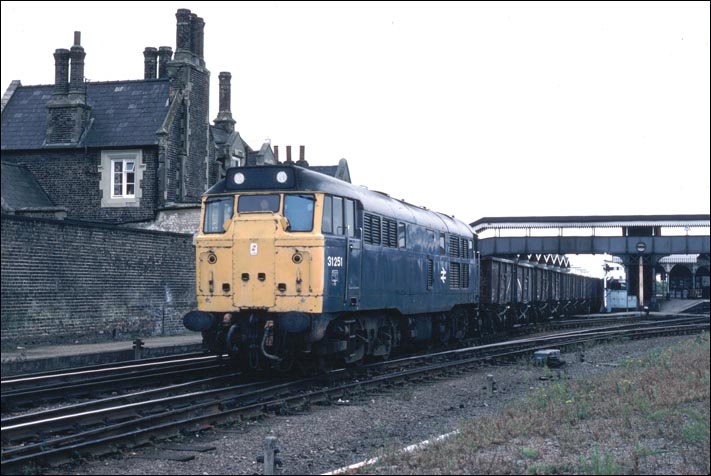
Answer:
[521,447,538,459]
[358,333,710,475]
[681,408,709,444]
[578,447,623,475]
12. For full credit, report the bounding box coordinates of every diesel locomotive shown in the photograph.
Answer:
[183,164,601,371]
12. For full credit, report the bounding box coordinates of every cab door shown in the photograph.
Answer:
[344,199,361,307]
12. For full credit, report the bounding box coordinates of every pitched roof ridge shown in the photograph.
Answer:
[14,78,169,89]
[85,78,170,85]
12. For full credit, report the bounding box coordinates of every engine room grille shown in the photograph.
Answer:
[449,236,462,258]
[364,213,381,245]
[427,258,433,288]
[449,262,461,288]
[383,218,398,247]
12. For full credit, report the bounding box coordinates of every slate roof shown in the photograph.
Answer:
[1,79,170,150]
[310,158,351,183]
[310,165,338,177]
[246,142,273,165]
[1,162,55,209]
[211,126,240,146]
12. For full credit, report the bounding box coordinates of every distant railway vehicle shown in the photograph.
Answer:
[480,256,603,332]
[184,165,602,371]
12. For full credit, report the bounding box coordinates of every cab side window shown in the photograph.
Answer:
[344,199,355,237]
[332,197,344,235]
[322,195,356,237]
[322,196,333,234]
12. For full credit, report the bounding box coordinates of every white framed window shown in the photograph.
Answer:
[112,159,136,198]
[99,150,144,208]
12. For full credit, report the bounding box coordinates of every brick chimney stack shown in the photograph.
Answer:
[188,14,205,66]
[194,17,205,60]
[297,145,309,166]
[175,8,192,61]
[174,9,204,66]
[286,146,292,163]
[69,31,86,99]
[165,8,210,201]
[214,72,236,133]
[158,46,172,78]
[190,13,199,56]
[52,48,70,96]
[143,47,158,79]
[46,32,92,145]
[274,146,279,162]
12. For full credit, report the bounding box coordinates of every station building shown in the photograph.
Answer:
[658,254,710,299]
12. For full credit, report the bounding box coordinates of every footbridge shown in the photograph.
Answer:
[471,214,710,310]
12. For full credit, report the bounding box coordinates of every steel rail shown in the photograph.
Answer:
[1,360,227,411]
[2,372,247,427]
[1,353,210,385]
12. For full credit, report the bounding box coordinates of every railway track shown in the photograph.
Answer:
[1,351,208,385]
[1,311,677,410]
[1,354,224,412]
[1,316,707,474]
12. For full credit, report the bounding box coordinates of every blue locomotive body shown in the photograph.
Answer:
[184,165,599,371]
[318,182,478,316]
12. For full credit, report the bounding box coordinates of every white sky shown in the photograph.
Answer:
[2,1,710,228]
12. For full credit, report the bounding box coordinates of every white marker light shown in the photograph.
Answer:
[233,172,245,185]
[276,171,288,183]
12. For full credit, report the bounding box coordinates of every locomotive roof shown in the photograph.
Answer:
[206,165,473,237]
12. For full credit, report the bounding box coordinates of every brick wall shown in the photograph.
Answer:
[1,215,197,347]
[2,148,159,222]
[126,206,201,235]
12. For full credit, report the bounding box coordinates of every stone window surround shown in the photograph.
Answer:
[99,149,145,208]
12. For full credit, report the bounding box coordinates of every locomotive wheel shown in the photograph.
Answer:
[344,320,366,365]
[371,317,396,360]
[434,313,451,347]
[451,311,469,344]
[317,356,334,373]
[226,324,240,357]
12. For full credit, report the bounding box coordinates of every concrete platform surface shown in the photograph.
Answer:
[658,298,709,314]
[1,333,203,377]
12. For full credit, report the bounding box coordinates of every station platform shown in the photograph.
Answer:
[658,298,708,314]
[0,333,203,377]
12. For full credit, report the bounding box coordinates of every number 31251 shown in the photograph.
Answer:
[327,256,343,267]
